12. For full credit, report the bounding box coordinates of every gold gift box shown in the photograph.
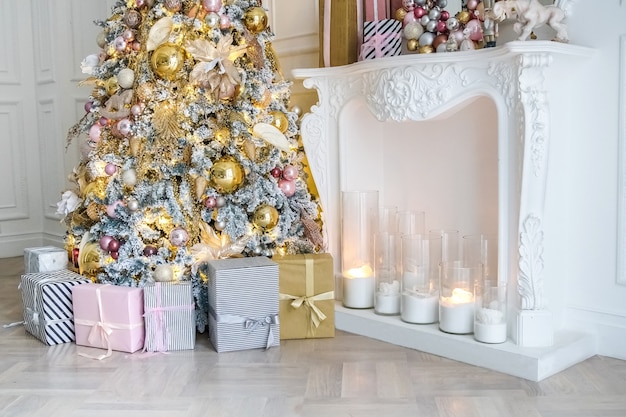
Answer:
[319,0,360,67]
[275,253,335,339]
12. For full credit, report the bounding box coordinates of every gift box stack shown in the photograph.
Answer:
[319,0,402,67]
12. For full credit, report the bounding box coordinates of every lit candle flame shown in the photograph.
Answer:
[345,264,374,278]
[450,288,473,303]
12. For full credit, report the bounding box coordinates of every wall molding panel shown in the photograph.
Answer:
[0,1,20,85]
[0,101,30,221]
[618,34,626,285]
[32,0,55,84]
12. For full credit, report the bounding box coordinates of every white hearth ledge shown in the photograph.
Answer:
[335,302,595,382]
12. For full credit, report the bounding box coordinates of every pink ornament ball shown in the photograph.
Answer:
[169,227,189,247]
[99,117,109,126]
[282,165,298,181]
[99,235,114,251]
[436,20,448,33]
[270,167,282,178]
[106,200,125,218]
[403,11,418,26]
[402,0,416,12]
[105,163,117,176]
[113,36,127,52]
[466,0,479,11]
[219,14,231,29]
[84,101,93,113]
[143,245,157,256]
[440,10,450,21]
[89,124,102,142]
[122,29,135,42]
[131,103,143,117]
[132,41,141,51]
[110,251,119,260]
[204,196,217,208]
[202,0,222,12]
[135,0,146,7]
[117,118,132,136]
[108,238,120,252]
[278,178,296,197]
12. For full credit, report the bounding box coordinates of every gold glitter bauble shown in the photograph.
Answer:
[86,202,103,221]
[210,157,245,194]
[456,11,471,25]
[150,43,184,80]
[270,111,289,133]
[407,38,419,52]
[105,77,119,97]
[253,204,279,230]
[419,45,434,54]
[244,7,268,33]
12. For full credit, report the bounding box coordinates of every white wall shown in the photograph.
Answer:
[0,0,624,359]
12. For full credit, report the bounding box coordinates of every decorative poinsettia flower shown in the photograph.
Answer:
[184,35,247,91]
[56,190,82,218]
[80,54,100,75]
[190,222,249,274]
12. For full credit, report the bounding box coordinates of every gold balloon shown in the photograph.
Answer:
[406,38,419,52]
[456,11,471,25]
[244,7,268,33]
[253,204,279,230]
[270,111,289,133]
[210,157,245,193]
[150,43,184,80]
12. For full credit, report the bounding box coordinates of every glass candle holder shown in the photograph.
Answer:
[374,232,401,315]
[397,210,425,236]
[400,234,439,324]
[474,280,507,343]
[428,229,459,264]
[463,234,498,282]
[379,205,398,234]
[341,190,378,309]
[439,262,482,334]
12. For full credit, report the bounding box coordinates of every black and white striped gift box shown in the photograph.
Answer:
[206,257,280,353]
[143,282,196,352]
[361,18,402,60]
[20,270,91,345]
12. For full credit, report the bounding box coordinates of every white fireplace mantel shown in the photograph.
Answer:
[293,41,596,381]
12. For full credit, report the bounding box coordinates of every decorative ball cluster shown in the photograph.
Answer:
[396,0,490,53]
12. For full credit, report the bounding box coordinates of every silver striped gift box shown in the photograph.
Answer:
[20,270,91,345]
[143,281,196,352]
[206,257,280,353]
[360,18,402,60]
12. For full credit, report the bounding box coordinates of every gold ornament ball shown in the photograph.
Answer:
[253,204,279,230]
[395,8,408,21]
[210,157,245,193]
[150,43,184,80]
[406,38,419,52]
[244,7,268,33]
[419,45,434,54]
[270,111,289,133]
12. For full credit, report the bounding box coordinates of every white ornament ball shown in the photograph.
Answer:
[122,169,137,187]
[96,31,107,48]
[126,198,140,211]
[403,22,424,40]
[419,31,435,46]
[116,68,135,89]
[154,264,174,282]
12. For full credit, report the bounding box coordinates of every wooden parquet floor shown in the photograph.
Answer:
[1,255,626,417]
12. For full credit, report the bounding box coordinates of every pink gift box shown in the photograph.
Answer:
[72,283,144,358]
[365,0,388,21]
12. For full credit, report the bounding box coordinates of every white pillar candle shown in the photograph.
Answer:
[474,307,507,343]
[343,276,375,308]
[401,291,438,324]
[375,280,400,315]
[439,288,475,334]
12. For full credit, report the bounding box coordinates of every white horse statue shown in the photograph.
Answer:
[489,0,569,43]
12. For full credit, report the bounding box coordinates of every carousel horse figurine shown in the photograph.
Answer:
[489,0,569,43]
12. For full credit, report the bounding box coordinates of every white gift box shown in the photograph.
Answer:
[206,257,280,353]
[20,270,91,345]
[24,246,68,273]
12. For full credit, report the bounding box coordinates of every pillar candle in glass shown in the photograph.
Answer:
[474,280,507,343]
[439,262,481,334]
[400,234,439,324]
[341,190,378,308]
[428,229,459,264]
[379,205,398,234]
[374,232,401,315]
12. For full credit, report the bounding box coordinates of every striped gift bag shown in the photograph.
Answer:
[360,18,403,60]
[206,257,280,353]
[143,282,195,352]
[20,270,91,345]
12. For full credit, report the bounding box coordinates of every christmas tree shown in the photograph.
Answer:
[57,0,324,330]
